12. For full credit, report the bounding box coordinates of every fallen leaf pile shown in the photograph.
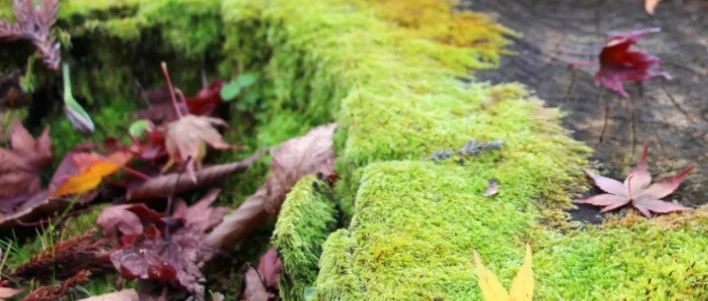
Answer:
[576,143,694,217]
[594,27,670,97]
[473,244,534,301]
[98,189,228,300]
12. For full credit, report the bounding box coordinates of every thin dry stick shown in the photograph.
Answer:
[562,68,577,103]
[629,84,643,155]
[597,89,610,144]
[160,62,183,119]
[660,84,695,124]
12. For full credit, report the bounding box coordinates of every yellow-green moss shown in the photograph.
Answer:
[3,0,703,299]
[535,208,708,300]
[273,176,338,301]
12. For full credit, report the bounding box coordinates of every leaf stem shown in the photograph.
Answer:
[160,62,183,119]
[62,63,73,105]
[627,175,634,200]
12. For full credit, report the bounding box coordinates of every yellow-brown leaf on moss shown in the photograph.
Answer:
[474,244,534,301]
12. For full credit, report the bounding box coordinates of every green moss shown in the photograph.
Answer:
[273,176,338,301]
[3,0,703,299]
[535,210,708,300]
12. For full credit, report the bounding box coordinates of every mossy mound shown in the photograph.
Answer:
[273,176,338,301]
[1,0,705,299]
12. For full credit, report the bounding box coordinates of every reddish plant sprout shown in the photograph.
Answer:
[595,28,670,97]
[576,143,694,217]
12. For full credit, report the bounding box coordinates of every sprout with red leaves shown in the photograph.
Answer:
[576,143,694,218]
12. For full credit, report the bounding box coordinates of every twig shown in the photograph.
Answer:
[160,62,183,119]
[660,84,695,124]
[597,89,610,144]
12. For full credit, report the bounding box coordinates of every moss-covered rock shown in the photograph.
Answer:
[2,0,704,299]
[273,176,338,301]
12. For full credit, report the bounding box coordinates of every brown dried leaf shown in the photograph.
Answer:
[172,188,228,233]
[163,115,240,182]
[206,124,337,251]
[242,267,274,301]
[257,248,282,291]
[126,150,264,201]
[97,205,149,240]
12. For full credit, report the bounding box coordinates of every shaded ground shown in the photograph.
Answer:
[462,0,707,213]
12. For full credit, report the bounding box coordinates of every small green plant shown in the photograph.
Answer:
[220,73,259,111]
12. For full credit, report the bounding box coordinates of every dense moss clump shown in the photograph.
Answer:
[221,0,704,299]
[535,208,708,300]
[273,176,338,301]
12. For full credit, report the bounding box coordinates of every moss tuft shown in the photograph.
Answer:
[273,176,338,301]
[535,207,708,300]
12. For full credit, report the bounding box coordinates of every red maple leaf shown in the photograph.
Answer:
[186,81,223,116]
[576,143,694,217]
[595,28,670,97]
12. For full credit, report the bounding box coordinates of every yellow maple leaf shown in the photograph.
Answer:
[50,151,132,198]
[473,244,534,301]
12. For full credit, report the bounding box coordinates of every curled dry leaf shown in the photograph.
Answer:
[0,122,52,202]
[126,150,264,201]
[0,0,61,70]
[163,114,239,182]
[243,266,273,301]
[97,204,157,240]
[595,28,670,97]
[473,244,534,301]
[207,124,337,251]
[257,248,283,291]
[576,143,694,217]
